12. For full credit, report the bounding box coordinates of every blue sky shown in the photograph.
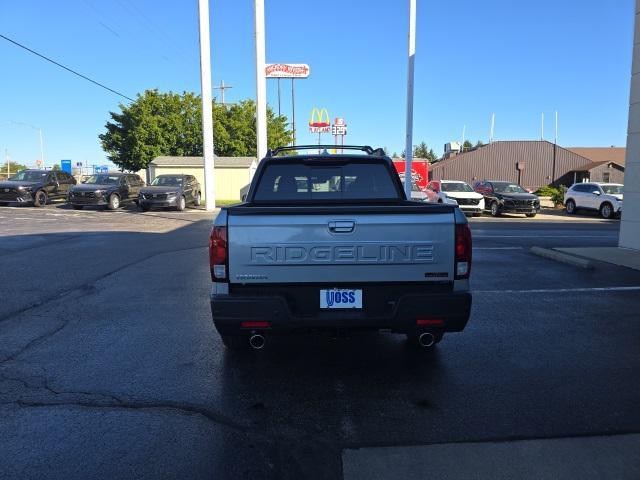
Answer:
[0,0,634,169]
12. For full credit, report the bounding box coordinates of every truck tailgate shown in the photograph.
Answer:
[227,210,455,284]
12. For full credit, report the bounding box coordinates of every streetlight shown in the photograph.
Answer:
[1,121,45,168]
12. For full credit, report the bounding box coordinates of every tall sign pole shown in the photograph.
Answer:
[254,0,267,168]
[292,79,296,145]
[198,0,215,210]
[403,0,417,199]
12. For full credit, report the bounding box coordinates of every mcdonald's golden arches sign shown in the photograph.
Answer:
[309,108,331,133]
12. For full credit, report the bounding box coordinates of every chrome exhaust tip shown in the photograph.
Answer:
[249,334,265,350]
[418,332,435,348]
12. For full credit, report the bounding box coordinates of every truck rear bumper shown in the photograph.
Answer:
[211,291,471,335]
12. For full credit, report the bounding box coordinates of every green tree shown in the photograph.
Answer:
[475,140,484,147]
[213,99,291,156]
[1,161,28,173]
[462,140,473,151]
[100,90,291,171]
[413,142,439,163]
[51,164,61,171]
[413,142,429,158]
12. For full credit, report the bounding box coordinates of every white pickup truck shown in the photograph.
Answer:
[209,146,472,350]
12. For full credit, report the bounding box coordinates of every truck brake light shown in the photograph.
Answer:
[209,226,228,282]
[455,223,472,279]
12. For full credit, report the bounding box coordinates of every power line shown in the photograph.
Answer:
[0,33,134,102]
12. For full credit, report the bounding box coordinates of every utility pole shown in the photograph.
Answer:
[552,111,558,183]
[254,0,267,167]
[277,78,281,117]
[403,0,417,200]
[461,124,466,150]
[213,80,233,106]
[198,0,216,210]
[291,79,296,145]
[490,113,495,143]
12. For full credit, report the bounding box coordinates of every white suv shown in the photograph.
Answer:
[426,180,484,216]
[564,182,623,219]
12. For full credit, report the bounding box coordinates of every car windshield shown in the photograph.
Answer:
[493,182,527,194]
[83,175,121,185]
[441,182,473,192]
[602,185,623,195]
[9,171,48,182]
[151,176,183,187]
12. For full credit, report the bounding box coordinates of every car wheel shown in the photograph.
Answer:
[490,201,500,217]
[33,190,47,207]
[220,334,248,350]
[107,194,120,210]
[176,195,186,211]
[140,203,150,212]
[72,205,83,210]
[194,192,202,206]
[600,202,614,219]
[565,199,576,214]
[526,212,537,218]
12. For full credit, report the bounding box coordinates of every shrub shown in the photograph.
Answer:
[535,185,558,197]
[551,185,567,206]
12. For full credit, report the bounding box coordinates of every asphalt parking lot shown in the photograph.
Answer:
[1,204,639,479]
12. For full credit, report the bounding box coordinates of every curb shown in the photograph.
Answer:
[530,246,595,270]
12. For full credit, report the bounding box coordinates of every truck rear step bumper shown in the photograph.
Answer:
[211,291,471,335]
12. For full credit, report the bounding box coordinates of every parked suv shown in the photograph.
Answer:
[138,174,201,211]
[0,169,76,207]
[68,173,144,210]
[564,182,623,219]
[474,180,540,217]
[426,180,484,216]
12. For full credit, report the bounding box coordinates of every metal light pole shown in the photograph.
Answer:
[403,0,417,199]
[38,128,44,166]
[3,121,44,168]
[254,0,267,166]
[198,0,216,210]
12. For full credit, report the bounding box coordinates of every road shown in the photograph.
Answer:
[0,205,638,479]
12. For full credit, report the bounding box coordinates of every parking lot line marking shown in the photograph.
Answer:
[474,235,618,239]
[475,286,640,294]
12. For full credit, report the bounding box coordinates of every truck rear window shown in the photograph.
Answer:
[253,163,400,202]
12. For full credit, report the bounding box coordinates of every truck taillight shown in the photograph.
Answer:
[455,223,472,279]
[209,226,228,282]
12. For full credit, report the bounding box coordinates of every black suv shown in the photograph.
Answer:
[0,169,76,207]
[138,174,201,211]
[68,172,144,210]
[474,180,540,217]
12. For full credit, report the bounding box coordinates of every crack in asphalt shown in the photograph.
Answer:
[1,398,343,479]
[0,234,85,258]
[1,399,250,432]
[0,244,207,326]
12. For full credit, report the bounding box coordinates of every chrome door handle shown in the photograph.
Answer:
[328,221,355,233]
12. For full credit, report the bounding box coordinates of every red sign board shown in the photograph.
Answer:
[392,159,429,190]
[265,63,310,78]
